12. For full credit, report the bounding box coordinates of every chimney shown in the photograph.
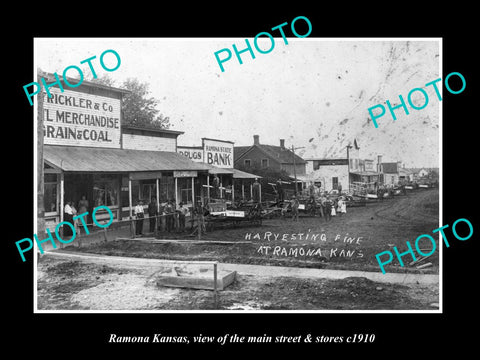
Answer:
[280,139,285,149]
[253,135,260,145]
[377,155,383,173]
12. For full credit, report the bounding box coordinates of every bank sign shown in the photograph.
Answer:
[43,87,121,148]
[203,138,234,169]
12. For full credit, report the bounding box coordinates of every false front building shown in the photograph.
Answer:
[39,74,212,236]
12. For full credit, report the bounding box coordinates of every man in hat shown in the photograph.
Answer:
[177,202,188,232]
[134,200,145,236]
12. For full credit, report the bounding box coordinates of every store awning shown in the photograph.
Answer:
[204,165,234,175]
[44,145,212,173]
[231,168,261,179]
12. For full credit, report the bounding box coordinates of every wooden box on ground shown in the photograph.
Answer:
[153,265,236,291]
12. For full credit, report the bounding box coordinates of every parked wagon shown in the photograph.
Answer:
[204,200,263,230]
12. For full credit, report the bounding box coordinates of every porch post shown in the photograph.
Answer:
[207,175,210,201]
[175,177,178,204]
[191,177,195,205]
[128,178,132,218]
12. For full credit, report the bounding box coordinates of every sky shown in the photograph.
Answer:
[35,37,441,168]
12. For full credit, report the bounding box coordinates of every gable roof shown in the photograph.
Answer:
[234,144,306,164]
[234,146,252,161]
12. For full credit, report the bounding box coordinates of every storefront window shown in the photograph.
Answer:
[44,173,58,213]
[177,178,192,204]
[93,174,119,207]
[159,176,174,203]
[132,180,157,205]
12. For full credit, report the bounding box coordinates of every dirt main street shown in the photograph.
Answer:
[59,188,440,273]
[37,188,440,311]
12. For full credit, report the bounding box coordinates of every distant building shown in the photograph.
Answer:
[380,161,400,185]
[407,167,439,182]
[379,160,415,185]
[303,139,362,192]
[234,135,306,177]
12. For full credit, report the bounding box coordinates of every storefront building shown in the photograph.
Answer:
[178,138,260,203]
[40,76,211,232]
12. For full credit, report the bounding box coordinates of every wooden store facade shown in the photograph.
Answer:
[40,76,215,231]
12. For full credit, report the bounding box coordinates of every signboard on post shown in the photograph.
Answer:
[202,138,234,169]
[173,170,198,178]
[43,87,121,148]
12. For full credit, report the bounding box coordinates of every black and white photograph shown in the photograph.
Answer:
[6,7,479,354]
[32,37,441,312]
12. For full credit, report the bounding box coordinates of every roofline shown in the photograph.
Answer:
[304,157,348,161]
[122,124,184,135]
[234,144,306,164]
[234,145,280,165]
[177,145,203,149]
[202,137,235,144]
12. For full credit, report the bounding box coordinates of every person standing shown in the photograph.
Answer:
[177,202,188,232]
[331,198,337,217]
[308,182,316,197]
[338,183,342,195]
[318,192,325,218]
[337,196,347,217]
[134,200,144,236]
[70,202,80,234]
[78,195,89,214]
[324,196,332,222]
[290,195,299,221]
[148,197,158,234]
[212,174,220,199]
[63,200,74,236]
[165,200,174,232]
[252,178,261,203]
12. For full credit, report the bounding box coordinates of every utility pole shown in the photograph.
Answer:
[346,144,353,193]
[291,145,305,195]
[37,72,46,244]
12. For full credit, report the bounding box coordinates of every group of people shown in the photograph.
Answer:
[63,195,89,235]
[318,194,347,222]
[133,198,189,236]
[281,191,347,222]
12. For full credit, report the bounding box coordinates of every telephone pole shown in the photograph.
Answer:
[291,145,305,195]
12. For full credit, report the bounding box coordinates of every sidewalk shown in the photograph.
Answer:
[41,250,439,285]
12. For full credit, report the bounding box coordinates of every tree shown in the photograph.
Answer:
[90,74,117,88]
[120,78,171,129]
[92,76,171,130]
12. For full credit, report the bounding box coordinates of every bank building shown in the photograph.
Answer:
[38,74,259,242]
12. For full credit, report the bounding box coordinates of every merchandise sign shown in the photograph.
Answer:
[43,87,121,148]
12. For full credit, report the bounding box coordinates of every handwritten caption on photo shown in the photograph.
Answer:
[246,231,364,259]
